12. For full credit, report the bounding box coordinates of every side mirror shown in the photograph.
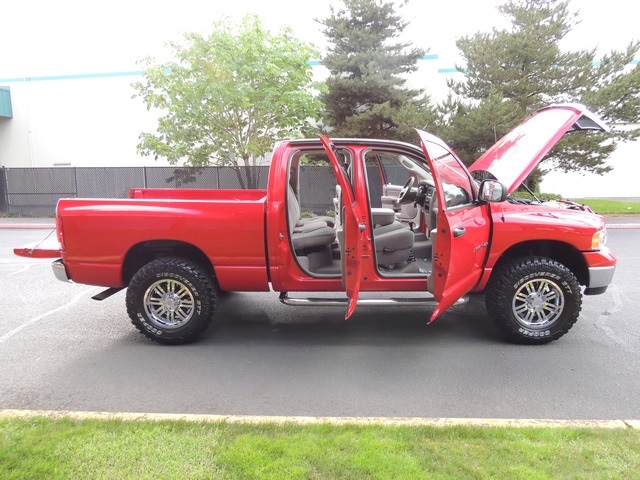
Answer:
[479,179,507,203]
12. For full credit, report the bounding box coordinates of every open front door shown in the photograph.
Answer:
[319,135,367,319]
[416,130,492,322]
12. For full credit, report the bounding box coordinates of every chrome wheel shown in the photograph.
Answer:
[127,257,217,344]
[486,257,581,344]
[143,278,195,329]
[512,278,564,329]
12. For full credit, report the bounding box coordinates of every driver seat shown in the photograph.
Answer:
[371,208,414,268]
[334,163,413,268]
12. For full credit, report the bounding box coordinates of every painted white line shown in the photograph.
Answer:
[7,265,31,277]
[0,409,636,429]
[0,288,98,345]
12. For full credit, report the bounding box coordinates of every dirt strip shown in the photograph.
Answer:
[1,409,637,429]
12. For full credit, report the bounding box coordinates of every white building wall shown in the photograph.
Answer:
[0,74,163,168]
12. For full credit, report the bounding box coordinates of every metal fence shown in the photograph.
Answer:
[0,165,343,217]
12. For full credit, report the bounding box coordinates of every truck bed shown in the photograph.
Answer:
[56,190,270,292]
[129,188,267,202]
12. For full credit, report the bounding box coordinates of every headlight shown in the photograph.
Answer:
[591,229,607,250]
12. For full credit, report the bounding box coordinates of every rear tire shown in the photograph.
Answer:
[126,257,217,345]
[486,256,582,344]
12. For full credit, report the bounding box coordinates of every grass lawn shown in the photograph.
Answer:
[571,198,640,215]
[1,416,639,479]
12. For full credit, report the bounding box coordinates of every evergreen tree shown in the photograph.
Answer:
[441,0,640,189]
[319,0,435,142]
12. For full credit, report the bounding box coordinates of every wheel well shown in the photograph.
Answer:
[122,240,214,285]
[492,240,589,286]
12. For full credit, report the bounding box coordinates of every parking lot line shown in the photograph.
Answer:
[0,288,97,345]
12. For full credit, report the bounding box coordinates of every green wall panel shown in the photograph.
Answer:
[0,87,13,118]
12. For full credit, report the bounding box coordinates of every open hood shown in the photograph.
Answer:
[469,103,609,193]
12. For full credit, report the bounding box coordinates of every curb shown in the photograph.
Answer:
[607,224,640,229]
[1,409,638,429]
[0,223,54,230]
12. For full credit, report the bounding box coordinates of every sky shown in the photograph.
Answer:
[2,0,638,78]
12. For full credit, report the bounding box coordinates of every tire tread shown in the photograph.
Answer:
[486,256,582,344]
[126,257,217,345]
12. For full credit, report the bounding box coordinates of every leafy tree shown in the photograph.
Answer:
[440,0,640,189]
[133,15,323,188]
[319,0,436,142]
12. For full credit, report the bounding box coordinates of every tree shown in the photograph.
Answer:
[319,0,436,142]
[133,15,323,188]
[441,0,640,189]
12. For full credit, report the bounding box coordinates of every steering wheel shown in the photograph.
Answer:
[396,177,415,205]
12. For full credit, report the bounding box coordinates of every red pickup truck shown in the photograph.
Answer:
[16,104,616,345]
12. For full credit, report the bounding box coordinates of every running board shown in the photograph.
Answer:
[92,287,124,301]
[279,292,468,308]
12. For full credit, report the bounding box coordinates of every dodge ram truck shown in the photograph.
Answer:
[15,103,617,345]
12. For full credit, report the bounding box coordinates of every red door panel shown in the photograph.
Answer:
[319,135,364,319]
[429,204,490,319]
[416,130,491,322]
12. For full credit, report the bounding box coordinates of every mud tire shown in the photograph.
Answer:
[486,256,582,345]
[126,257,217,345]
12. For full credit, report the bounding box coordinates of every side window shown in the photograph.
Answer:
[378,154,411,185]
[427,142,474,208]
[365,151,431,184]
[364,156,384,208]
[296,152,338,217]
[364,150,432,190]
[289,149,351,219]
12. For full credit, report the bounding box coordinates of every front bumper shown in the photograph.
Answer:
[52,259,71,282]
[584,265,616,295]
[582,246,616,295]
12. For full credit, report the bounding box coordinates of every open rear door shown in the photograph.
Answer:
[319,135,366,319]
[416,130,492,322]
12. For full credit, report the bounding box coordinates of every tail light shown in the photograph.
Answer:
[56,213,65,251]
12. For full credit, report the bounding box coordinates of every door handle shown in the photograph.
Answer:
[453,227,466,238]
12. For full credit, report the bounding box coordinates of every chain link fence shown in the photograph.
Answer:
[0,165,338,217]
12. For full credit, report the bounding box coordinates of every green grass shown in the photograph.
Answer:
[1,417,639,479]
[571,198,640,215]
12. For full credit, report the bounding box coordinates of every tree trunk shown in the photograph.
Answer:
[232,163,246,189]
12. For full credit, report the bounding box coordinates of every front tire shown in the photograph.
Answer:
[126,257,217,345]
[486,256,582,344]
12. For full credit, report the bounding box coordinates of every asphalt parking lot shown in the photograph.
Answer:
[1,223,639,421]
